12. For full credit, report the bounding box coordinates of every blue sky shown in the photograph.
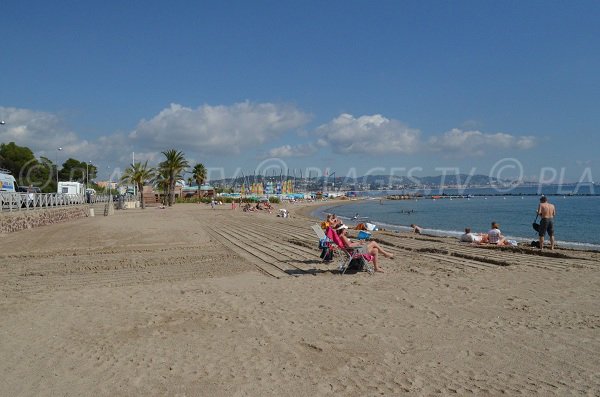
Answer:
[1,1,598,183]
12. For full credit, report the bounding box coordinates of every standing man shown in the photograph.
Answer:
[537,196,556,250]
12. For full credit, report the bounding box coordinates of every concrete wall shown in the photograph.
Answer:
[0,206,90,233]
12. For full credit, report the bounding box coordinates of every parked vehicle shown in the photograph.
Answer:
[0,169,17,192]
[58,181,85,195]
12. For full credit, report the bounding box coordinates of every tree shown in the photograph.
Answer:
[158,149,189,206]
[0,142,38,186]
[193,163,207,186]
[192,163,207,199]
[121,161,155,209]
[153,168,170,205]
[58,158,82,182]
[56,158,98,185]
[34,156,54,192]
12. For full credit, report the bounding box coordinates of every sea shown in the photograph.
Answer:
[313,185,600,251]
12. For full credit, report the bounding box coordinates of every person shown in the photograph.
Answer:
[355,223,368,231]
[459,227,488,244]
[487,222,508,245]
[537,196,556,250]
[322,213,341,229]
[410,224,422,234]
[335,224,394,273]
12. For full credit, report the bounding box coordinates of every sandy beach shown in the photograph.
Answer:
[1,202,599,396]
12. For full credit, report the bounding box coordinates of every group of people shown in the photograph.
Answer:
[459,224,500,245]
[322,213,394,273]
[459,196,556,250]
[317,196,556,275]
[241,201,275,213]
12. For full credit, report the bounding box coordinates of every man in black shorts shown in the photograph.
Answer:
[537,196,556,250]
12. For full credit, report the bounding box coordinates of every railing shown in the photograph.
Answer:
[0,193,137,212]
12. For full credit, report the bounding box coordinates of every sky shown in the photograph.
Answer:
[1,0,599,184]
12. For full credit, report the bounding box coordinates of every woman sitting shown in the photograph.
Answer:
[322,213,341,230]
[487,222,509,246]
[335,224,394,273]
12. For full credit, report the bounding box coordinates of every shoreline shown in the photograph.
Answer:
[296,198,600,253]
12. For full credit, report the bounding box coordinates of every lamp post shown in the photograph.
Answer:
[56,147,63,191]
[86,161,92,190]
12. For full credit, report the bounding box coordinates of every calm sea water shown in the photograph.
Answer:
[314,192,600,250]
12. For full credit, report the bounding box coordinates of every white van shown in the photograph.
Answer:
[0,169,17,192]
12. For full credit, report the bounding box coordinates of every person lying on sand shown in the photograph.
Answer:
[242,203,255,212]
[335,224,394,273]
[460,227,489,244]
[355,223,368,231]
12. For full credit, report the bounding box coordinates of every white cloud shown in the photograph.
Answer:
[265,143,318,158]
[0,106,80,155]
[315,113,421,155]
[0,106,132,169]
[130,102,311,155]
[2,105,540,179]
[428,128,537,156]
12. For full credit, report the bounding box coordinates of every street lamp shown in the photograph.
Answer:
[86,161,92,190]
[56,147,63,191]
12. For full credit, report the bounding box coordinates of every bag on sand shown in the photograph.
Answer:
[532,215,540,232]
[530,240,540,248]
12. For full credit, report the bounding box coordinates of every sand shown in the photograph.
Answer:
[1,202,599,396]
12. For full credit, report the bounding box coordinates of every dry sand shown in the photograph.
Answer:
[1,202,599,396]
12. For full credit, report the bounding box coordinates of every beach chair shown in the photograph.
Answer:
[312,224,333,262]
[324,227,374,275]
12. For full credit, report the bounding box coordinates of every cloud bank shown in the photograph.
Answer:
[315,113,421,155]
[129,102,310,155]
[428,128,537,157]
[1,105,538,173]
[0,107,80,156]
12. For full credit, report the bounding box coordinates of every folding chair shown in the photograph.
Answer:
[311,224,333,262]
[325,227,374,275]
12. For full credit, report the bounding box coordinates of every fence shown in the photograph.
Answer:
[0,193,137,212]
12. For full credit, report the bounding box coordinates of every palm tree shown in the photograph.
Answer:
[153,168,170,205]
[120,161,155,209]
[192,163,207,199]
[159,149,189,206]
